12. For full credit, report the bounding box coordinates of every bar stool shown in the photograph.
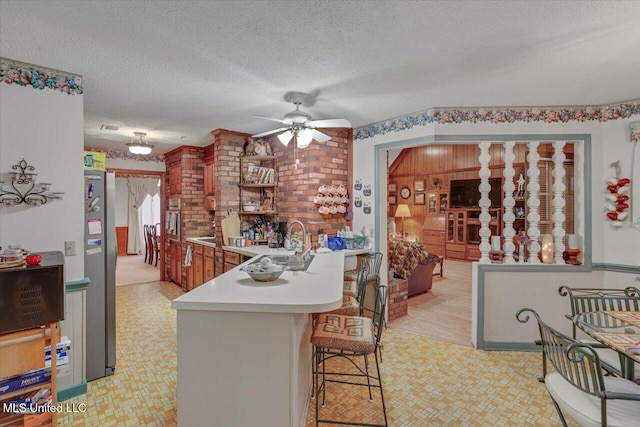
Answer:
[311,284,389,426]
[311,258,371,399]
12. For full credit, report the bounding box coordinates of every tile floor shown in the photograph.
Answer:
[59,281,560,426]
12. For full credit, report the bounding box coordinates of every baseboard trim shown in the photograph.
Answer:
[57,381,87,401]
[65,277,90,292]
[483,341,540,352]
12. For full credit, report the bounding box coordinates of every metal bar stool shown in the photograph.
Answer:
[312,258,371,399]
[311,284,389,426]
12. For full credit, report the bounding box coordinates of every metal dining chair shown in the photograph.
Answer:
[558,286,640,379]
[516,308,640,427]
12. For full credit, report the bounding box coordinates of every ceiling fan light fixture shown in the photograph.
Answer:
[277,130,293,146]
[126,132,154,155]
[297,129,313,149]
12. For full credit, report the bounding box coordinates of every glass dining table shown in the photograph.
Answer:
[574,311,640,380]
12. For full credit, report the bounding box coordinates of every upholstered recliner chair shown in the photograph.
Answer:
[388,239,441,297]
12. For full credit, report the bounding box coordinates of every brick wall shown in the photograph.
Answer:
[387,278,408,321]
[164,146,214,287]
[210,127,353,275]
[268,128,352,246]
[212,129,251,275]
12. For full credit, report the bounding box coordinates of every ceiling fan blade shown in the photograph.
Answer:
[309,129,332,143]
[306,118,352,128]
[253,114,287,124]
[252,127,290,138]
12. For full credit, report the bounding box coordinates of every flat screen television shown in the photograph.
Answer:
[449,178,502,208]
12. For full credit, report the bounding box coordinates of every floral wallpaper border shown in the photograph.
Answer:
[86,147,165,163]
[354,99,640,141]
[0,58,83,95]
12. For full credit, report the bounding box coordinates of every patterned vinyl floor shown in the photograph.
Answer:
[60,281,560,426]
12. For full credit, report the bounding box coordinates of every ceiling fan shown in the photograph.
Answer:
[252,92,351,148]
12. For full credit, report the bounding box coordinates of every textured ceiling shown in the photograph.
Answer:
[1,0,639,153]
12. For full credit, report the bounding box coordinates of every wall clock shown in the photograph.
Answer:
[400,186,411,199]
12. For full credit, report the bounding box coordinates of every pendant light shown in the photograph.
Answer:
[126,132,154,155]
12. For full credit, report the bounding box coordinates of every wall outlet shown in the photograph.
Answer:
[65,240,76,256]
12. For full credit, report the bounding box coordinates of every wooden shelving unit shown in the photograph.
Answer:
[445,208,501,261]
[239,155,278,219]
[0,322,60,426]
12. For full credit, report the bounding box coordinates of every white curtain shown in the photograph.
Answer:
[138,193,161,250]
[127,178,160,254]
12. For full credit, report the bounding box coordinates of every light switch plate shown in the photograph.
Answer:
[65,240,76,256]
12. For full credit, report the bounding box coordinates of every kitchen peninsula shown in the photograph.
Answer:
[172,249,353,427]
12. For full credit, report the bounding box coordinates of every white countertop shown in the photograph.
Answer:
[185,237,217,248]
[171,251,345,313]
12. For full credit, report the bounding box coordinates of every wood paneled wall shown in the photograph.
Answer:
[388,143,573,242]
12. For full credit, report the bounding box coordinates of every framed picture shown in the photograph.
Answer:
[415,193,425,205]
[388,183,397,193]
[414,179,425,192]
[388,195,397,205]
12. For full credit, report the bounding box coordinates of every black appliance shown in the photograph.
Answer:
[0,251,65,334]
[449,178,502,208]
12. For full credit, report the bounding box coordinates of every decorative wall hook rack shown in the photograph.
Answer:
[0,159,64,206]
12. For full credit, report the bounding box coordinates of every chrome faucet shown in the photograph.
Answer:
[287,220,307,253]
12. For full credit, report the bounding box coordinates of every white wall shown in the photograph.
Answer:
[115,177,129,226]
[353,117,640,266]
[0,84,84,281]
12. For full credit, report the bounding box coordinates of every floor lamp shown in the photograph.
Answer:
[394,204,411,239]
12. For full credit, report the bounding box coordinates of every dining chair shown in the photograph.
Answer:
[152,222,161,266]
[558,286,640,378]
[143,224,150,263]
[146,224,156,265]
[312,284,389,426]
[516,308,640,427]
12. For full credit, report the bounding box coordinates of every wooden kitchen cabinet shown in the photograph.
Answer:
[188,243,215,289]
[193,244,204,287]
[169,240,183,286]
[204,246,215,282]
[168,162,181,195]
[204,161,215,196]
[223,250,241,272]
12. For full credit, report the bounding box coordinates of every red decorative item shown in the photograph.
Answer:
[616,202,629,212]
[606,212,618,221]
[617,178,630,186]
[607,185,619,193]
[617,194,629,202]
[25,253,42,265]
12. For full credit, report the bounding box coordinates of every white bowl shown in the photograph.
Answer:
[241,265,286,282]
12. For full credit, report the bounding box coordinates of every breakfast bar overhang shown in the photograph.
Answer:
[171,250,345,427]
